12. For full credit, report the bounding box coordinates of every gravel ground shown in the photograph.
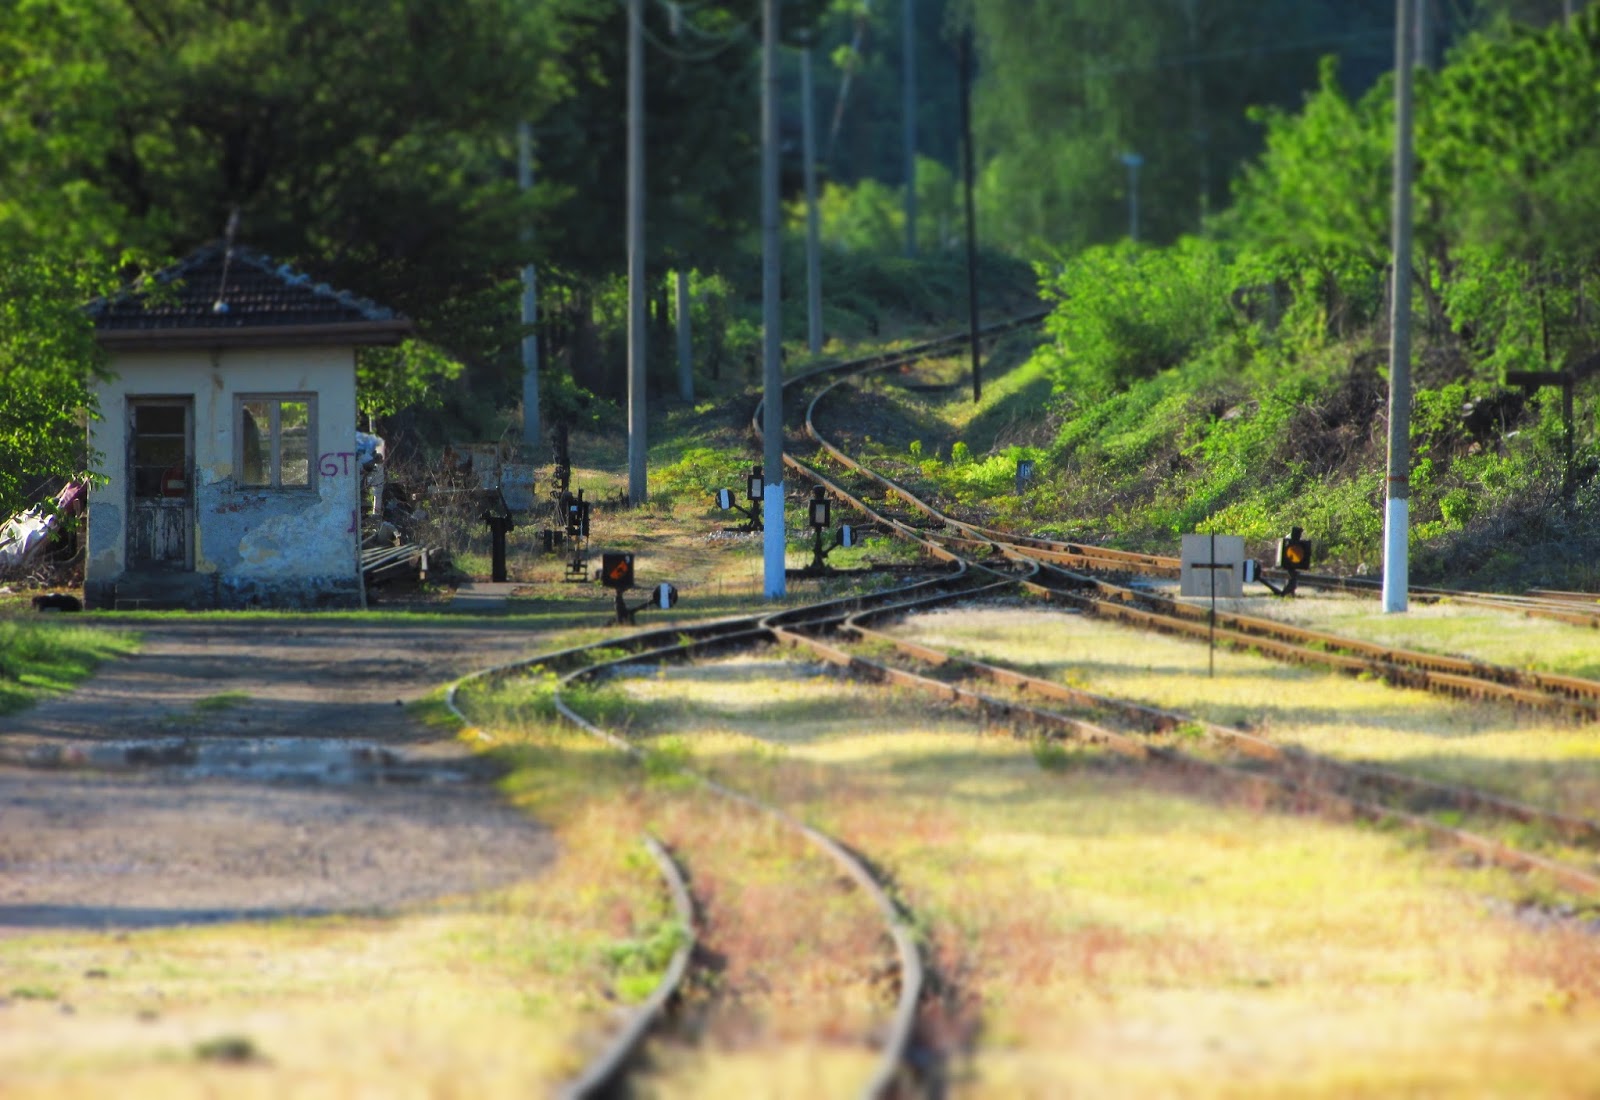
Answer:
[0,617,555,937]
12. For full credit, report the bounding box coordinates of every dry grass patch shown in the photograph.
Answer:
[891,604,1600,823]
[0,727,674,1100]
[602,654,1600,1097]
[1234,589,1600,680]
[462,674,896,1098]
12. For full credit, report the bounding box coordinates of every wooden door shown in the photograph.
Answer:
[127,399,193,570]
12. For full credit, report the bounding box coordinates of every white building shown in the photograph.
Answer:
[86,245,409,609]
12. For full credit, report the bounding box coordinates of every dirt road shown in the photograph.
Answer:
[0,617,555,937]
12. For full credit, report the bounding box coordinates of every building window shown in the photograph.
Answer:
[238,395,315,488]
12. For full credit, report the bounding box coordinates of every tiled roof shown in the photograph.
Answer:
[90,243,409,341]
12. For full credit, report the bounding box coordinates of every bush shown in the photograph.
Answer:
[1036,237,1233,396]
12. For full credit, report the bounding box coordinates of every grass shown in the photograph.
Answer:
[190,692,251,712]
[889,603,1600,831]
[595,653,1600,1097]
[0,799,674,1099]
[1243,590,1600,680]
[0,617,139,714]
[460,672,901,1098]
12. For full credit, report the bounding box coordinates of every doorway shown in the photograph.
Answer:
[127,398,194,570]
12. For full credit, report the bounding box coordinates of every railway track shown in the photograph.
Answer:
[445,574,1006,1097]
[434,316,1593,1093]
[773,342,1600,719]
[741,318,1600,893]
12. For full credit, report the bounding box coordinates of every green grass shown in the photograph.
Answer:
[0,619,140,715]
[191,691,250,712]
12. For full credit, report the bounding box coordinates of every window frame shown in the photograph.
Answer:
[236,393,318,490]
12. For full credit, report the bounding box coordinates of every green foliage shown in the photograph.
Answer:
[0,250,114,518]
[652,446,754,502]
[970,1,1396,251]
[1037,238,1233,396]
[605,918,689,1004]
[356,340,465,426]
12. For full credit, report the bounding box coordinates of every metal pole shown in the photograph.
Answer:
[518,122,541,449]
[1383,0,1416,614]
[1415,0,1431,70]
[1208,532,1216,679]
[959,26,981,403]
[802,44,823,357]
[1121,152,1143,242]
[626,0,648,505]
[761,0,786,599]
[902,0,918,257]
[675,269,693,402]
[1131,163,1139,242]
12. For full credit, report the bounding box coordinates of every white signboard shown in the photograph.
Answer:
[1180,534,1246,599]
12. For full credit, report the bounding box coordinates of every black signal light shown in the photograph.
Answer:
[1275,526,1312,571]
[601,551,635,591]
[808,485,831,530]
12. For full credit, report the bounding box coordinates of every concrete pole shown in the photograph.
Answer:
[802,45,823,357]
[762,0,786,599]
[517,121,541,451]
[675,269,693,402]
[627,0,648,505]
[1383,0,1417,614]
[1415,0,1432,70]
[1122,153,1143,242]
[902,0,918,257]
[959,26,981,404]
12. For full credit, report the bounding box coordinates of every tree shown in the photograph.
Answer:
[0,250,111,518]
[0,0,589,357]
[966,0,1398,253]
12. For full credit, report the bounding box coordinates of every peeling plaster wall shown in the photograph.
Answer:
[87,347,361,609]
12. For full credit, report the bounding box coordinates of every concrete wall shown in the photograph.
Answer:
[87,347,362,609]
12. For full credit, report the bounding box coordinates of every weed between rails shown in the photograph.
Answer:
[468,673,902,1094]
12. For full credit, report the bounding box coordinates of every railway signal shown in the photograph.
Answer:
[795,485,858,576]
[1257,527,1312,597]
[1276,528,1312,571]
[714,466,765,532]
[601,551,634,591]
[600,551,679,624]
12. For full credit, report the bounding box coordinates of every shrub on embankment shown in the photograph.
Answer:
[1019,15,1600,589]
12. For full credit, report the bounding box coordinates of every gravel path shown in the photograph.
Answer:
[0,617,554,937]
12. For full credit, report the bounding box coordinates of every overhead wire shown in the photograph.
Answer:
[611,0,756,64]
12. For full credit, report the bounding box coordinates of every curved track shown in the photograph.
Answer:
[777,345,1600,718]
[439,316,1598,1093]
[444,578,1001,1096]
[751,320,1600,895]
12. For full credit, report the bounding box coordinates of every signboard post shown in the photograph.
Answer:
[1181,533,1245,679]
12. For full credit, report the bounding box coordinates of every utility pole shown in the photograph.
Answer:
[518,122,541,450]
[675,270,693,402]
[761,0,786,598]
[1121,152,1143,242]
[626,0,647,505]
[1383,0,1417,614]
[959,26,981,403]
[802,42,823,357]
[826,0,872,162]
[1415,0,1433,70]
[902,0,918,257]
